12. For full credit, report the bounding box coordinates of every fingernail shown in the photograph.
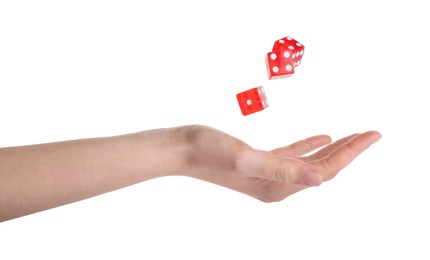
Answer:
[372,134,382,144]
[304,171,323,186]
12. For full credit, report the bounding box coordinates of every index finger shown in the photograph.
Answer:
[271,135,332,158]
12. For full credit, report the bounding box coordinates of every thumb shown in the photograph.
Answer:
[237,151,323,186]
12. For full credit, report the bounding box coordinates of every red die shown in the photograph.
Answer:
[266,50,295,79]
[272,36,305,67]
[236,86,269,116]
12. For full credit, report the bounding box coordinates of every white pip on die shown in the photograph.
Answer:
[266,36,305,79]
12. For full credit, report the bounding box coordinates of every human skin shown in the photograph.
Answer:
[0,125,381,222]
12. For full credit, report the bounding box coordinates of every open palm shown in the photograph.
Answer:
[182,125,381,202]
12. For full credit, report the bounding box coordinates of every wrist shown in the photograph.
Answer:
[128,126,191,180]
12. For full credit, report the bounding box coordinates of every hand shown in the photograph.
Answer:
[180,125,381,202]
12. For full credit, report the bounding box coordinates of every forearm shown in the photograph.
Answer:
[0,127,187,221]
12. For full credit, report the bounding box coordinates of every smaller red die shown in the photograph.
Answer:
[272,36,305,67]
[266,50,295,79]
[236,86,269,116]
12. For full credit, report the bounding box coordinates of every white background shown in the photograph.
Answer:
[1,0,429,259]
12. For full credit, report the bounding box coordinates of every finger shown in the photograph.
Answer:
[313,131,382,180]
[271,135,332,158]
[305,133,359,162]
[236,151,323,186]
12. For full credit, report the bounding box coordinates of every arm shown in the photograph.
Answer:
[0,125,381,221]
[0,127,186,221]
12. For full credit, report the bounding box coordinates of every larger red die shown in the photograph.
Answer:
[272,36,305,67]
[266,50,295,79]
[236,86,269,116]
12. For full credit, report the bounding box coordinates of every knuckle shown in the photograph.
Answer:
[274,162,290,184]
[320,159,338,181]
[345,142,357,155]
